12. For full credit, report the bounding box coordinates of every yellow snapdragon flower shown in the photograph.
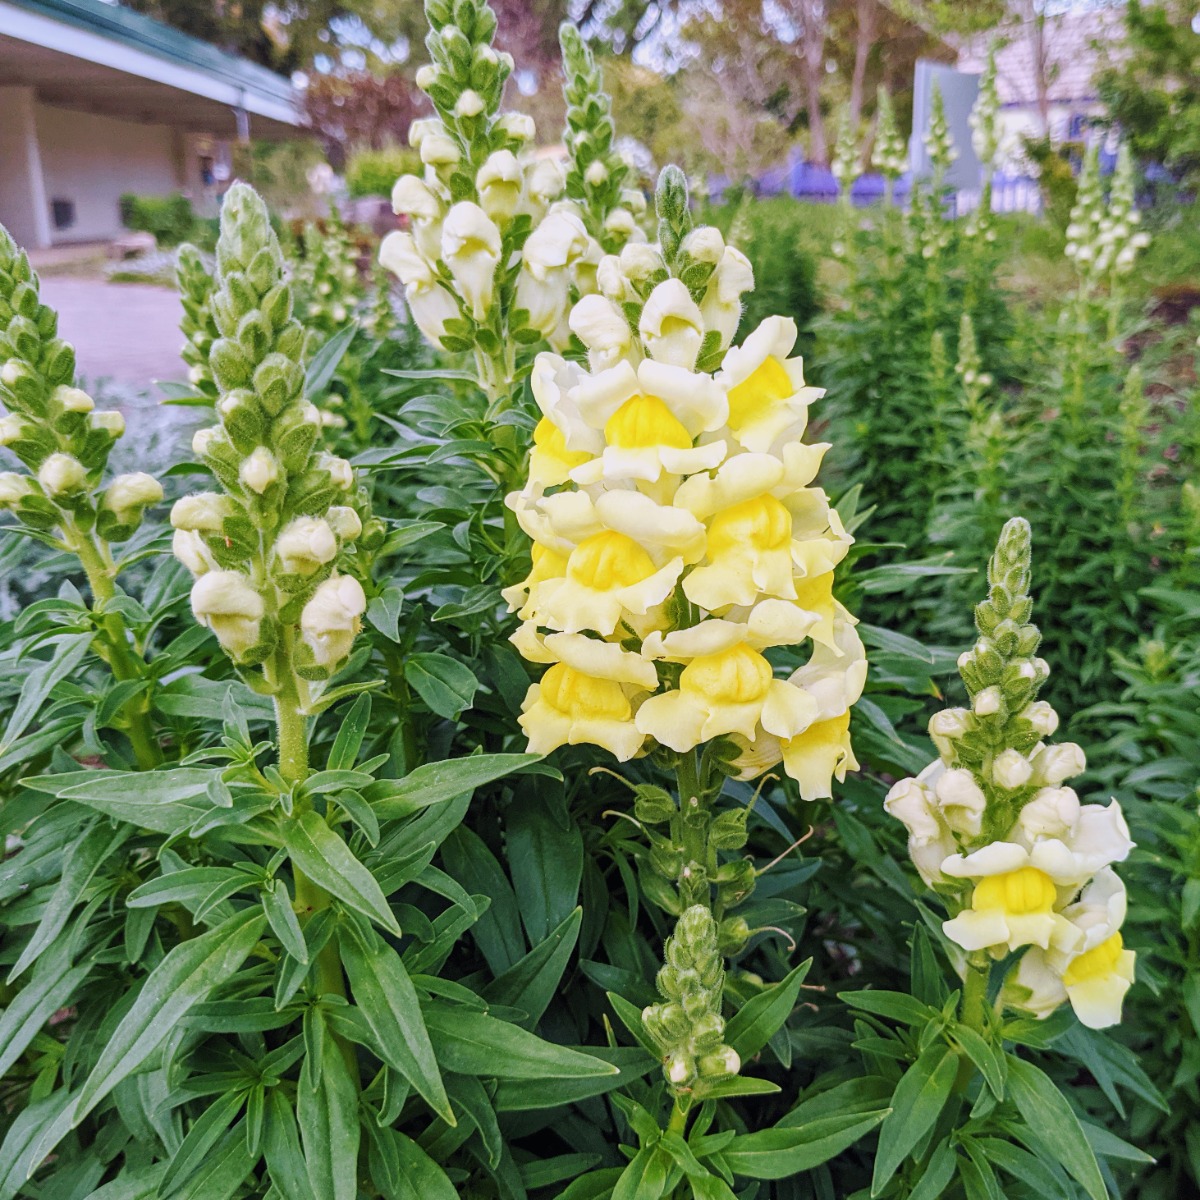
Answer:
[506,254,864,796]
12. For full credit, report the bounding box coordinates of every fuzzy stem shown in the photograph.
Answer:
[275,662,346,1002]
[67,523,162,769]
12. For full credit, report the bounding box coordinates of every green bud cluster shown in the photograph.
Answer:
[969,46,1002,177]
[417,0,519,184]
[935,518,1053,845]
[559,23,643,252]
[590,167,753,371]
[176,244,220,401]
[872,87,907,187]
[634,777,756,954]
[924,84,957,183]
[0,225,161,543]
[294,207,363,336]
[642,905,741,1094]
[171,183,369,680]
[831,106,862,195]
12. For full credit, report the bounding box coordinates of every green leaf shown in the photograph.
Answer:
[338,922,452,1123]
[74,907,266,1125]
[82,1163,167,1199]
[1005,1054,1108,1200]
[281,810,400,934]
[492,1045,655,1112]
[970,1137,1070,1197]
[0,941,92,1076]
[0,1091,75,1200]
[870,1044,958,1195]
[159,1090,246,1194]
[612,1145,672,1200]
[726,959,812,1060]
[842,989,940,1027]
[1,632,93,756]
[404,652,478,719]
[422,1003,617,1081]
[905,1139,956,1200]
[370,753,548,820]
[9,821,124,981]
[327,693,373,771]
[262,1091,315,1200]
[298,1010,360,1200]
[262,878,308,963]
[505,789,583,944]
[168,1124,258,1200]
[482,907,582,1029]
[948,1022,1005,1097]
[126,866,246,910]
[364,1126,458,1200]
[722,1109,890,1179]
[24,767,217,833]
[304,323,356,398]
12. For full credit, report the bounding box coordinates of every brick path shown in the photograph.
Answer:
[39,278,185,389]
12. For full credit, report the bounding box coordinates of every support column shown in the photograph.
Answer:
[0,87,52,250]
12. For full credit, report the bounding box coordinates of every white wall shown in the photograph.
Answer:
[0,86,51,250]
[34,104,181,243]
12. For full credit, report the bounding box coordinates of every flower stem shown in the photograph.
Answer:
[67,523,161,769]
[275,663,346,1003]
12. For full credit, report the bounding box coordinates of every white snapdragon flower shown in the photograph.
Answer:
[441,202,502,321]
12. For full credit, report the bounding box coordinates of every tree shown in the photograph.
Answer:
[1096,0,1200,184]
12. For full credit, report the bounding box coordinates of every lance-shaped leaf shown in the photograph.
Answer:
[23,768,218,834]
[338,921,451,1122]
[725,959,813,1060]
[0,939,93,1077]
[369,753,548,820]
[422,1003,617,1081]
[281,810,400,934]
[73,907,266,1125]
[298,1009,360,1200]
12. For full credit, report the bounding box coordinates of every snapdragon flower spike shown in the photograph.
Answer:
[924,83,957,183]
[379,0,609,364]
[830,106,862,197]
[871,88,908,196]
[507,171,864,799]
[294,207,362,336]
[171,183,366,680]
[176,244,220,401]
[884,517,1135,1029]
[0,224,161,543]
[559,23,644,253]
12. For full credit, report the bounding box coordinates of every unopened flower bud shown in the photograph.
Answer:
[415,64,438,90]
[1030,742,1086,786]
[973,686,1002,716]
[37,453,87,496]
[173,528,215,575]
[275,516,338,576]
[301,574,366,667]
[326,506,363,540]
[103,472,163,521]
[682,226,725,265]
[584,160,609,187]
[90,411,125,437]
[317,453,354,490]
[53,385,93,414]
[992,748,1033,790]
[1021,701,1059,737]
[496,112,535,144]
[0,414,28,445]
[0,472,33,508]
[454,89,484,118]
[239,447,280,495]
[191,570,264,659]
[171,492,233,532]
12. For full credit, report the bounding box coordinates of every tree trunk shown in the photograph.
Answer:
[848,0,876,140]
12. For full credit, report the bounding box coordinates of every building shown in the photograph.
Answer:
[957,3,1127,168]
[0,0,302,251]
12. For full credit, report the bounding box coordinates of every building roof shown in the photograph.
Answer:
[0,0,301,131]
[957,6,1126,109]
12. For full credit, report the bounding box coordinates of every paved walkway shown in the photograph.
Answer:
[39,278,185,389]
